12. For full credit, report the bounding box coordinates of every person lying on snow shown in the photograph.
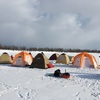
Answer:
[54,69,70,79]
[54,69,61,77]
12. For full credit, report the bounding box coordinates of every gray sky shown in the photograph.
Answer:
[0,0,100,49]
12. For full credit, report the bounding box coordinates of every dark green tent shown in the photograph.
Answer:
[30,53,50,69]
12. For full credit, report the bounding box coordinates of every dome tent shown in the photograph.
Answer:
[30,53,54,69]
[12,51,33,67]
[0,52,12,64]
[49,53,59,60]
[56,53,70,64]
[72,52,98,68]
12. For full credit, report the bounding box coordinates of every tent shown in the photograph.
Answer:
[72,52,98,68]
[69,56,74,64]
[0,52,12,64]
[30,53,53,69]
[56,53,70,64]
[49,53,59,60]
[12,51,33,66]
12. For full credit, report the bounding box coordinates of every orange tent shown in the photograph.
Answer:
[72,52,98,69]
[12,51,33,66]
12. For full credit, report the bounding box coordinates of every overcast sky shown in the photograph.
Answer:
[0,0,100,49]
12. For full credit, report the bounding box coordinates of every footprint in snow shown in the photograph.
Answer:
[1,83,11,89]
[17,89,38,100]
[19,93,23,98]
[74,92,80,96]
[77,97,81,100]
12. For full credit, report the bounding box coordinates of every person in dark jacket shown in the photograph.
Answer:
[54,69,61,77]
[54,69,70,79]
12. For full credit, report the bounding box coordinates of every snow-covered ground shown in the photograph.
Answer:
[0,50,100,100]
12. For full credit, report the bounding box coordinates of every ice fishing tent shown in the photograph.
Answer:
[30,53,53,69]
[12,51,33,66]
[0,52,12,64]
[69,56,74,63]
[49,53,59,60]
[56,53,70,64]
[72,52,98,68]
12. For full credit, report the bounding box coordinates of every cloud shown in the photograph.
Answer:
[0,0,100,49]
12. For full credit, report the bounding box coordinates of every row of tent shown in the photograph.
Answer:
[0,51,99,69]
[52,52,99,69]
[0,51,54,69]
[49,53,74,64]
[0,52,73,66]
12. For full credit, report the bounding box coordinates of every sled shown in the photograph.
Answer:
[61,73,70,79]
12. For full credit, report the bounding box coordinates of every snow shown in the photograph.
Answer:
[0,50,100,100]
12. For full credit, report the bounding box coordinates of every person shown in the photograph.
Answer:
[54,69,61,77]
[54,69,70,79]
[11,55,14,60]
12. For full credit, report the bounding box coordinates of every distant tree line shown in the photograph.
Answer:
[0,44,100,53]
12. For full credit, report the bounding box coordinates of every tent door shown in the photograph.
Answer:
[74,57,80,67]
[82,57,92,68]
[15,57,23,66]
